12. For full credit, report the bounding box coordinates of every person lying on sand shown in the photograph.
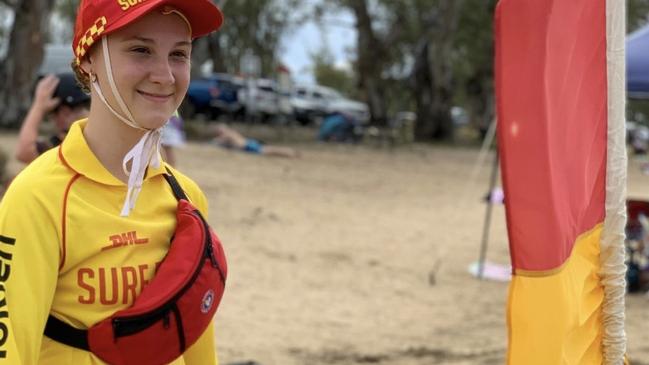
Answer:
[211,123,298,158]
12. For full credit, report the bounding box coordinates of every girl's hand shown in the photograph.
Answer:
[33,74,61,113]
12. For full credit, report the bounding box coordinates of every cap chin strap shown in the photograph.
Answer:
[92,36,162,217]
[120,130,162,216]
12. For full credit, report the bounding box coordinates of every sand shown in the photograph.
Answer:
[0,128,646,365]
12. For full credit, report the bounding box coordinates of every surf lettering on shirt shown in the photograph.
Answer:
[0,235,15,358]
[77,262,161,305]
[101,231,149,251]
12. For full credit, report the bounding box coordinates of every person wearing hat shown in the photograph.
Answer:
[15,73,90,164]
[0,1,225,364]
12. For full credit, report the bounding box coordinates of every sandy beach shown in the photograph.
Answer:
[0,126,647,365]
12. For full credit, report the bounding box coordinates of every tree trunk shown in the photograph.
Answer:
[190,38,209,78]
[412,40,435,138]
[207,34,227,73]
[348,0,388,126]
[466,69,495,140]
[208,0,227,73]
[0,0,55,128]
[411,0,463,141]
[412,39,456,141]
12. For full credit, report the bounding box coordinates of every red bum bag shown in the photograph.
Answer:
[44,172,227,365]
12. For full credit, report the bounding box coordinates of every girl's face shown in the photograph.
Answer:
[87,10,192,130]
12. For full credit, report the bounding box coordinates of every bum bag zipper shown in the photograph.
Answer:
[196,210,220,269]
[195,209,226,285]
[111,210,213,337]
[193,208,223,275]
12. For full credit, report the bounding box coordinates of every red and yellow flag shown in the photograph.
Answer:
[495,0,627,364]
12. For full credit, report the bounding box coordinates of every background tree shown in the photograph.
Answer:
[193,0,305,77]
[311,48,356,98]
[453,0,498,139]
[321,0,408,127]
[626,0,649,125]
[0,3,13,54]
[629,0,649,30]
[0,0,56,127]
[3,0,649,135]
[53,0,75,27]
[190,0,228,77]
[341,0,391,126]
[407,0,464,140]
[319,0,466,139]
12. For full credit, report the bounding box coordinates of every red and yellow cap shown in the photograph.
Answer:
[72,0,223,65]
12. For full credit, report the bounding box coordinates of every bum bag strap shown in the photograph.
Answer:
[44,315,90,351]
[44,169,190,349]
[163,168,189,202]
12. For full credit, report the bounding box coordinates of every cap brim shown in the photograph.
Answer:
[106,0,223,40]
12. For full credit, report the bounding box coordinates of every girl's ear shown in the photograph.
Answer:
[80,57,92,76]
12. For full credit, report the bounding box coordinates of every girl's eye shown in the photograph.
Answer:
[131,47,150,54]
[171,51,189,59]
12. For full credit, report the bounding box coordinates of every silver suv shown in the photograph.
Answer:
[291,84,369,125]
[238,78,292,122]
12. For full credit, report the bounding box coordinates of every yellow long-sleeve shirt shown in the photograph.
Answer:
[0,120,218,364]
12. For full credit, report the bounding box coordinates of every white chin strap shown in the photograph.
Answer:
[92,37,162,217]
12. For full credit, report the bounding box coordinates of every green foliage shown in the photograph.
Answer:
[629,0,649,32]
[216,0,305,77]
[321,0,491,127]
[55,0,77,26]
[452,0,497,128]
[625,0,649,125]
[311,48,356,97]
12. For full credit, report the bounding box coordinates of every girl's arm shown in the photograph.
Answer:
[0,178,59,364]
[182,322,218,365]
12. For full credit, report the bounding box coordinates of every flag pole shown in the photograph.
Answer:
[477,148,499,279]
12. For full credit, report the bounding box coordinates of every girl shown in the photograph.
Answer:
[0,1,225,364]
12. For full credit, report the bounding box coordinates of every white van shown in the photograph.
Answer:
[238,78,293,122]
[291,84,369,125]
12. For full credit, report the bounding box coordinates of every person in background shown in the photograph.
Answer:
[318,110,363,143]
[161,110,185,166]
[211,123,298,158]
[18,73,184,167]
[15,73,90,163]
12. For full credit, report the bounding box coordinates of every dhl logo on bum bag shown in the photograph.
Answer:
[44,171,227,365]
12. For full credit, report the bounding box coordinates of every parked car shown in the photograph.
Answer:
[238,78,292,123]
[326,92,370,124]
[290,84,369,125]
[182,73,244,120]
[291,85,327,125]
[238,78,278,120]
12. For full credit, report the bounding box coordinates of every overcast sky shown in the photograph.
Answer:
[279,11,357,84]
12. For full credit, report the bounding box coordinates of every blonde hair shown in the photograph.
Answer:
[71,60,91,94]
